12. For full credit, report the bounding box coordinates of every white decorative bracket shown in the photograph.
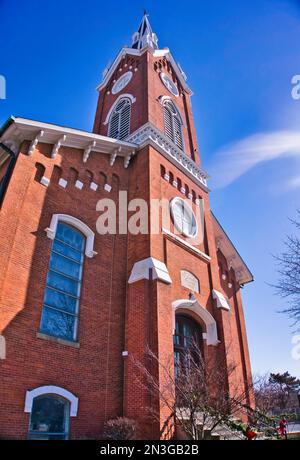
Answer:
[83,141,96,163]
[212,289,230,311]
[110,147,121,166]
[28,130,44,156]
[51,135,66,159]
[124,150,134,169]
[128,257,172,285]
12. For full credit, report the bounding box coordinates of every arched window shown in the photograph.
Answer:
[163,100,184,150]
[108,97,131,140]
[40,222,86,342]
[174,315,203,377]
[28,395,70,440]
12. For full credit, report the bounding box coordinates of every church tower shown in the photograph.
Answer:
[92,13,254,438]
[0,13,254,440]
[93,13,201,165]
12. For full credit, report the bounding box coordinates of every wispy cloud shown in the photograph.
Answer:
[209,131,300,189]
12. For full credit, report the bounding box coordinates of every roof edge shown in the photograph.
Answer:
[211,211,254,285]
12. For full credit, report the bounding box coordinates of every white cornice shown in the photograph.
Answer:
[0,118,209,189]
[0,117,137,162]
[126,122,209,191]
[96,47,193,95]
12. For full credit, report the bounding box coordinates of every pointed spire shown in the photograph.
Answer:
[131,12,158,50]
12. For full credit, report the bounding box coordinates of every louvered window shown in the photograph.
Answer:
[108,98,131,140]
[163,100,184,150]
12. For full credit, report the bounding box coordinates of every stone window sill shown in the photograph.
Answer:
[36,332,80,349]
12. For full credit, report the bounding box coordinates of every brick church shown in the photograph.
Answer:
[0,14,254,439]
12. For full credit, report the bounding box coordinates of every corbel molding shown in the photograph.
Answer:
[28,130,44,156]
[83,140,96,163]
[51,135,67,159]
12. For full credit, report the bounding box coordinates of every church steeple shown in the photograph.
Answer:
[131,12,158,50]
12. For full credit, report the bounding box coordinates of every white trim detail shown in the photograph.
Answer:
[212,289,230,311]
[103,94,137,126]
[45,213,97,258]
[75,180,84,190]
[158,96,185,125]
[24,386,78,417]
[126,123,209,191]
[104,184,112,193]
[90,182,98,191]
[58,178,68,188]
[172,297,219,346]
[128,257,172,285]
[96,47,193,95]
[0,118,137,167]
[111,72,133,95]
[40,176,50,187]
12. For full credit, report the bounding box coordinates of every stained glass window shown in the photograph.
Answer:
[40,222,85,341]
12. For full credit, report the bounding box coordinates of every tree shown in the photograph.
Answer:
[254,374,278,415]
[273,213,300,328]
[133,342,256,440]
[254,372,300,413]
[269,372,300,410]
[102,417,137,440]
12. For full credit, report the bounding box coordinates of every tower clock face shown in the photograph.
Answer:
[160,72,179,97]
[170,197,198,238]
[111,71,133,95]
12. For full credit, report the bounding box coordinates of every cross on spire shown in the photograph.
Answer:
[131,12,158,50]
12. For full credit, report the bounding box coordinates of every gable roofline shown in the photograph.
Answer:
[96,47,193,95]
[211,212,254,285]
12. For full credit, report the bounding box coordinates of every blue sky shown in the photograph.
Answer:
[1,0,300,377]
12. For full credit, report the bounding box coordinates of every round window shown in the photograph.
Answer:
[170,197,198,238]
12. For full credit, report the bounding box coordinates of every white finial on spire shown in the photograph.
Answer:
[131,12,158,50]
